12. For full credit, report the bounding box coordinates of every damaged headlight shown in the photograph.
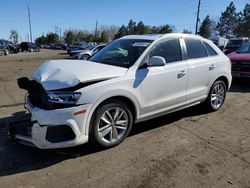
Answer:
[47,92,81,105]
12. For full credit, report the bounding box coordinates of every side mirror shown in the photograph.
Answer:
[147,56,166,66]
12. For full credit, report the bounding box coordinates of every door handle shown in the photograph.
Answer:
[209,65,215,71]
[177,70,186,78]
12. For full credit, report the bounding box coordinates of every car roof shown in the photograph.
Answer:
[120,33,204,41]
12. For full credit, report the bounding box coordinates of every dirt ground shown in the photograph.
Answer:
[0,50,250,188]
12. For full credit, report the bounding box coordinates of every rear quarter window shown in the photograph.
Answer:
[203,42,218,56]
[185,38,208,59]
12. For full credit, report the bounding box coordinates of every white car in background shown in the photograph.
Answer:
[71,44,106,60]
[12,33,232,149]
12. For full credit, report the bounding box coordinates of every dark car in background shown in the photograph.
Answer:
[20,42,40,52]
[0,39,19,55]
[228,41,250,78]
[224,38,249,55]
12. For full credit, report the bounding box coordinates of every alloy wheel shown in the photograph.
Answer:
[210,83,225,109]
[97,107,128,144]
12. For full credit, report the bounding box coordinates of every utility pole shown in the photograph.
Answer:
[195,0,201,35]
[95,20,98,37]
[60,28,62,42]
[28,5,33,42]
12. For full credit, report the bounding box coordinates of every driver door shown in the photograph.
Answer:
[138,38,188,116]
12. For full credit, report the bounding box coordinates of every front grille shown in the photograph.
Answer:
[232,61,250,72]
[9,119,33,138]
[46,125,76,143]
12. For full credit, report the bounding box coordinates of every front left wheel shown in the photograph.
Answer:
[89,100,133,148]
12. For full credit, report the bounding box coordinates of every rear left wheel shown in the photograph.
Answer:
[90,100,133,148]
[204,80,227,111]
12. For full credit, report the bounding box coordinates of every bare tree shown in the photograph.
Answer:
[99,25,119,42]
[9,30,19,45]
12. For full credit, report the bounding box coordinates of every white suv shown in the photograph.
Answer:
[12,33,232,149]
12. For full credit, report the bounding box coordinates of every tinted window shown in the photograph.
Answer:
[203,42,218,56]
[185,39,207,59]
[149,38,182,63]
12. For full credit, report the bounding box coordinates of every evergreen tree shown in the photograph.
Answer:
[99,30,109,43]
[127,19,136,34]
[64,30,76,44]
[134,21,150,34]
[199,15,212,38]
[217,2,238,38]
[158,24,174,34]
[46,32,59,44]
[114,25,128,39]
[235,4,250,37]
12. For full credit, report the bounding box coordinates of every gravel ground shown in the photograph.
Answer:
[0,50,250,188]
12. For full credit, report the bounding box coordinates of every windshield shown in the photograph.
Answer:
[235,41,250,53]
[89,39,152,68]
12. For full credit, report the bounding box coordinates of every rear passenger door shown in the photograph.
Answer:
[184,38,218,102]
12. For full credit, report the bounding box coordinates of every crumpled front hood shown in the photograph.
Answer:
[33,60,127,90]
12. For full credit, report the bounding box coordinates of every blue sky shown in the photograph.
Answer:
[0,0,249,42]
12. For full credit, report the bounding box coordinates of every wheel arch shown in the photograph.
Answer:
[215,75,230,90]
[85,93,140,135]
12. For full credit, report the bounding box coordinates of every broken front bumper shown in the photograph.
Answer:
[8,98,92,149]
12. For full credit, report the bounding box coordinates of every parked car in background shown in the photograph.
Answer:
[228,41,250,78]
[69,45,96,58]
[67,42,88,53]
[13,33,232,149]
[0,39,19,55]
[224,38,249,55]
[53,43,68,50]
[73,44,106,60]
[20,42,40,52]
[209,36,228,51]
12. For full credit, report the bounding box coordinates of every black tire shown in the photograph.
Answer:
[81,54,90,60]
[89,99,133,148]
[204,80,227,112]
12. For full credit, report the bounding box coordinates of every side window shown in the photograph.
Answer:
[203,42,218,56]
[185,38,208,59]
[149,38,182,63]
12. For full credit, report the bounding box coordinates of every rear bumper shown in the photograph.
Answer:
[9,98,92,149]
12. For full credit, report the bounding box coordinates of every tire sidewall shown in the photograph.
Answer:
[90,100,133,148]
[208,80,226,111]
[81,54,90,60]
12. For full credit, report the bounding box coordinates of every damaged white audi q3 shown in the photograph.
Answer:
[9,33,232,149]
